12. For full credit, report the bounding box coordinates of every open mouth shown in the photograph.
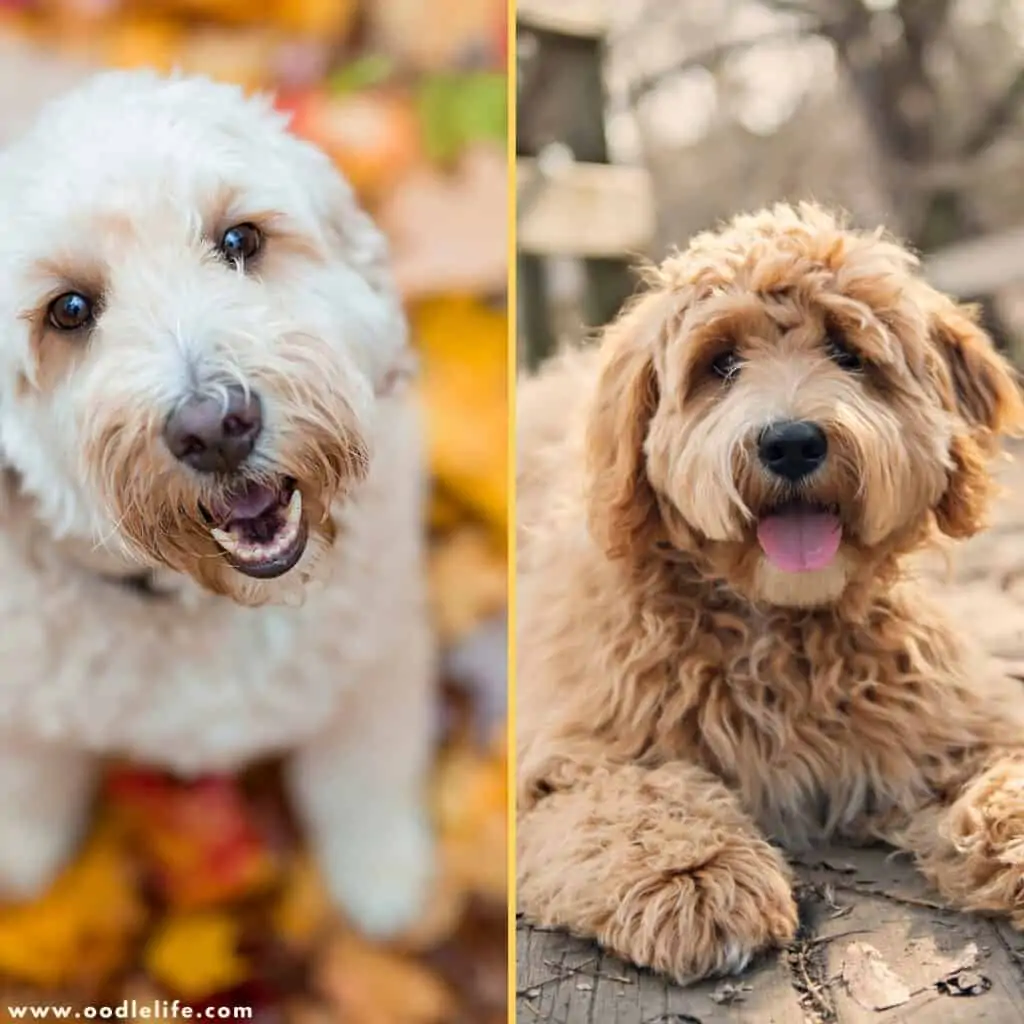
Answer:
[756,500,842,574]
[200,477,308,579]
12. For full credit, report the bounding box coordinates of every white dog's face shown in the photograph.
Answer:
[0,71,407,604]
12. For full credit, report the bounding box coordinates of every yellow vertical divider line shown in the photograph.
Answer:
[505,0,518,1019]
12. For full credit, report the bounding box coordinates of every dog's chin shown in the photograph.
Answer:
[195,478,340,605]
[751,553,850,608]
[105,474,343,607]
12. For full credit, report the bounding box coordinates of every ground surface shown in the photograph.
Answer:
[517,441,1024,1023]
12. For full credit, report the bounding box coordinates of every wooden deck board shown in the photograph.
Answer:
[517,848,1024,1022]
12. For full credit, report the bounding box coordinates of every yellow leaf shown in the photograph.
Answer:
[428,526,506,642]
[434,741,507,902]
[273,856,333,950]
[0,823,145,989]
[414,297,507,532]
[144,912,249,999]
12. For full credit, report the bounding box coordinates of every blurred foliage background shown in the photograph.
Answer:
[0,3,507,1023]
[517,0,1024,371]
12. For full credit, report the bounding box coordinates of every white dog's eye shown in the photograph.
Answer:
[47,291,94,331]
[219,223,262,266]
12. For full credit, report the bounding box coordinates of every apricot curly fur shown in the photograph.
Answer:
[517,203,1024,984]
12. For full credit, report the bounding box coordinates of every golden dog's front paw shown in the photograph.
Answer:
[916,754,1024,924]
[600,839,799,984]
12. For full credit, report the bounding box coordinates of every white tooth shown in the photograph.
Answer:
[286,488,303,525]
[211,527,240,554]
[210,489,304,565]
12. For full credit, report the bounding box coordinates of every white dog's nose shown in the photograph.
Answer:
[163,386,262,474]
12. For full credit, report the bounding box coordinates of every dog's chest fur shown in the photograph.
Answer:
[625,586,1014,849]
[0,541,363,772]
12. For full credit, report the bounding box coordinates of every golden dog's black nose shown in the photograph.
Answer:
[758,420,828,481]
[163,386,263,473]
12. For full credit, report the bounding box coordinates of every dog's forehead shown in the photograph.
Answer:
[1,71,310,237]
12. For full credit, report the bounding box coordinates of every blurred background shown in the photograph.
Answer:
[0,3,507,1023]
[516,0,1024,372]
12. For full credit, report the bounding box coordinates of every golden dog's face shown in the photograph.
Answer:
[586,205,1024,608]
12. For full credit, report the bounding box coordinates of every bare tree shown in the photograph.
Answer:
[628,0,1024,346]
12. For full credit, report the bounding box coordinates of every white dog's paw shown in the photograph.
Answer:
[317,803,436,939]
[0,815,79,900]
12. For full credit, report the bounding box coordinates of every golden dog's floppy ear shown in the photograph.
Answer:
[928,299,1024,436]
[585,291,666,560]
[927,298,1024,538]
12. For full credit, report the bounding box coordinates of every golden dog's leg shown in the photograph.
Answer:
[888,751,1024,925]
[517,759,798,983]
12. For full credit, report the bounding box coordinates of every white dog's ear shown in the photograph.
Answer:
[290,138,411,391]
[323,193,398,299]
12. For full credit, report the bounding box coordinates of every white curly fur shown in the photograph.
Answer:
[0,70,436,938]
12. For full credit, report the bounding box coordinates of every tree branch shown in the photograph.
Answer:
[759,0,820,15]
[627,25,823,104]
[961,66,1024,158]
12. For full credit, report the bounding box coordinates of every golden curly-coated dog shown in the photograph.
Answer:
[516,203,1024,983]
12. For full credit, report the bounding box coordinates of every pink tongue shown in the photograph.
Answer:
[756,509,842,573]
[211,482,279,523]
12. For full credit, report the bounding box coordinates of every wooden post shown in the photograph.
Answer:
[517,2,646,366]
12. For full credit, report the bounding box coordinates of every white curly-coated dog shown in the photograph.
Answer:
[0,69,436,937]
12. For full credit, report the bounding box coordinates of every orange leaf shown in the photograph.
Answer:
[144,912,249,1000]
[107,770,280,910]
[287,90,421,206]
[315,931,454,1024]
[102,16,185,74]
[0,822,145,988]
[271,0,358,36]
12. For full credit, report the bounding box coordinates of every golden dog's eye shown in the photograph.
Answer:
[47,291,94,331]
[710,349,741,381]
[219,223,262,265]
[825,325,863,372]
